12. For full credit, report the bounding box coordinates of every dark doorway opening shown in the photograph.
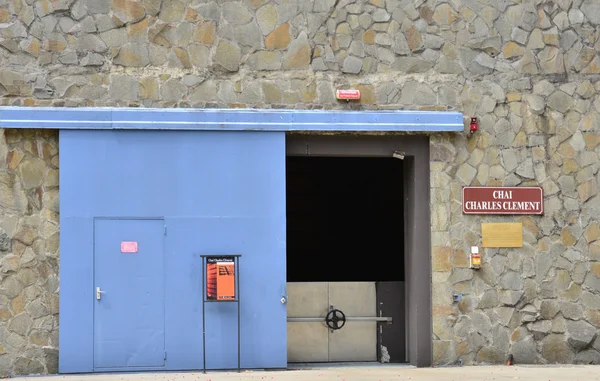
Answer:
[285,155,407,364]
[286,156,404,282]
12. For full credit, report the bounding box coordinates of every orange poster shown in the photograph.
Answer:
[206,257,235,301]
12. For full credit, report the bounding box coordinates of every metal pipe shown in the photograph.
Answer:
[287,317,392,322]
[237,257,241,373]
[202,257,206,374]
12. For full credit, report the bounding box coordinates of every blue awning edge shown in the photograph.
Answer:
[0,106,464,132]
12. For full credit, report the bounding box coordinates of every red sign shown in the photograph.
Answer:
[336,89,361,100]
[121,241,138,253]
[462,187,544,215]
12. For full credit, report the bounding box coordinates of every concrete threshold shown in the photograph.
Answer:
[12,365,600,381]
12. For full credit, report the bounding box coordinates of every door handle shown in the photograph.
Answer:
[96,287,106,300]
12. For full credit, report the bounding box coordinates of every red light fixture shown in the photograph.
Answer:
[469,117,478,136]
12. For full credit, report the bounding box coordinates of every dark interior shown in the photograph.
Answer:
[286,156,404,282]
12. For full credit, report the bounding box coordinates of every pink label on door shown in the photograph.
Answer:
[121,241,138,253]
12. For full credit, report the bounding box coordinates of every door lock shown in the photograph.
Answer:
[96,287,106,300]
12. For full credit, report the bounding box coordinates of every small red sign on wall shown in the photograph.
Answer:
[121,241,138,253]
[336,89,361,100]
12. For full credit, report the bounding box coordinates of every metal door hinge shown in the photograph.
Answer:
[164,351,167,360]
[164,225,167,235]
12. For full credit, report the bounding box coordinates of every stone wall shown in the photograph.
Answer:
[0,0,599,373]
[0,129,59,376]
[430,88,600,365]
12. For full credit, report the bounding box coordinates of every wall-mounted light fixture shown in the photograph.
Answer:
[469,117,479,137]
[392,151,405,160]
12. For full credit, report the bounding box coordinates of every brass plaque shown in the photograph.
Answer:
[482,223,523,248]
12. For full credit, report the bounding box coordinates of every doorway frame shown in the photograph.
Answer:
[286,133,432,367]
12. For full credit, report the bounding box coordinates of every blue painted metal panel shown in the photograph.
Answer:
[58,216,94,372]
[165,218,287,370]
[59,130,287,373]
[93,219,166,369]
[0,107,464,132]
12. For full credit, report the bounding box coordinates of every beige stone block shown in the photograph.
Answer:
[476,164,490,185]
[29,330,49,346]
[433,271,451,284]
[406,25,422,52]
[503,42,524,58]
[262,82,282,103]
[283,32,311,69]
[433,316,454,340]
[433,3,458,25]
[585,222,600,243]
[432,187,450,203]
[6,150,24,171]
[467,148,484,166]
[507,92,521,102]
[433,340,456,365]
[591,242,600,260]
[585,310,600,327]
[453,248,469,268]
[363,29,375,44]
[543,28,559,46]
[432,203,449,231]
[432,305,453,318]
[214,40,241,72]
[532,146,546,162]
[578,179,598,202]
[17,157,46,190]
[433,247,452,271]
[266,23,291,50]
[562,159,579,174]
[432,232,450,247]
[193,21,216,45]
[561,227,577,246]
[126,17,148,41]
[584,132,600,150]
[248,0,267,8]
[0,309,10,322]
[139,77,159,100]
[582,55,600,74]
[10,294,24,315]
[560,283,582,301]
[520,216,540,237]
[557,142,577,159]
[456,162,477,185]
[514,51,539,74]
[466,134,478,152]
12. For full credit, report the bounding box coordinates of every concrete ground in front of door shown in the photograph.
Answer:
[12,366,600,381]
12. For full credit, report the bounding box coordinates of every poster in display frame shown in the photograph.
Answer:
[200,254,241,373]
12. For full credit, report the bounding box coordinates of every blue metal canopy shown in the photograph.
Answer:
[0,106,464,132]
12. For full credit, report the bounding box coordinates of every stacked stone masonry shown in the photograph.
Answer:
[0,0,598,375]
[0,129,59,376]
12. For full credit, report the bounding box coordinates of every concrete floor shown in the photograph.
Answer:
[15,366,600,381]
